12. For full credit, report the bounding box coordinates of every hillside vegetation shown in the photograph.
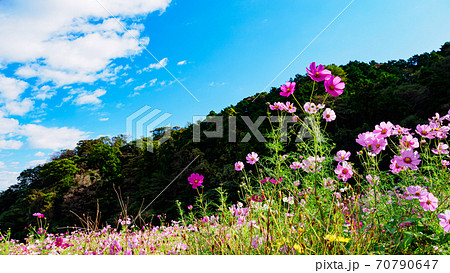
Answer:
[1,42,449,242]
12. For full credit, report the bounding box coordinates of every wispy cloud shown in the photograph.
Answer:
[177,60,187,66]
[73,89,107,106]
[140,57,168,73]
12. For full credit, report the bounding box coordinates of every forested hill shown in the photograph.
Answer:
[1,42,449,239]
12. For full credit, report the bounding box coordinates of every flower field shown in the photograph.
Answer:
[1,62,450,255]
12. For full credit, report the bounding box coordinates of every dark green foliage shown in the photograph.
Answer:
[1,42,449,239]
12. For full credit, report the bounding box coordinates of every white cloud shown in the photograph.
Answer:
[27,159,48,168]
[34,85,57,100]
[0,0,171,86]
[99,117,109,121]
[0,74,29,101]
[141,57,168,72]
[4,98,35,116]
[34,151,46,157]
[209,81,225,87]
[177,60,187,65]
[21,124,89,150]
[0,161,5,169]
[0,139,23,150]
[134,83,147,91]
[0,116,20,135]
[0,171,20,191]
[73,89,107,105]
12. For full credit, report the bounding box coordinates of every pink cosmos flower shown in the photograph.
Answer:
[284,101,297,114]
[323,108,336,122]
[373,121,394,138]
[33,212,44,218]
[270,177,283,184]
[356,131,376,148]
[306,62,331,82]
[419,193,438,211]
[235,161,244,171]
[389,158,404,173]
[303,102,318,114]
[280,81,296,97]
[188,205,193,210]
[431,142,449,155]
[366,174,379,186]
[442,159,450,168]
[405,186,428,200]
[269,102,286,111]
[334,161,353,181]
[260,177,269,184]
[290,161,301,170]
[324,75,345,97]
[367,137,388,155]
[438,210,450,232]
[400,135,419,151]
[334,150,351,162]
[435,125,449,139]
[392,125,411,136]
[416,124,435,139]
[188,173,204,189]
[323,177,335,189]
[246,152,259,165]
[395,150,421,171]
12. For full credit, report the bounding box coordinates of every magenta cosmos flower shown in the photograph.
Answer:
[269,102,286,111]
[323,108,336,122]
[235,161,244,171]
[334,150,351,162]
[284,102,297,114]
[394,150,421,171]
[400,135,419,151]
[405,186,428,200]
[32,212,44,218]
[419,193,438,211]
[279,81,296,97]
[415,124,435,139]
[290,161,301,170]
[306,62,331,82]
[188,173,204,189]
[324,76,345,97]
[373,121,394,139]
[438,210,450,232]
[270,177,283,184]
[432,142,449,155]
[334,161,353,181]
[246,152,259,165]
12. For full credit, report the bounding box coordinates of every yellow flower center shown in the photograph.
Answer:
[427,200,431,205]
[315,72,320,77]
[329,85,335,90]
[342,169,348,174]
[404,157,412,163]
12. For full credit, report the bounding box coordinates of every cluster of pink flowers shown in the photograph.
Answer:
[303,102,325,114]
[32,212,45,218]
[405,186,438,212]
[269,101,297,114]
[306,62,345,97]
[234,152,260,172]
[332,150,353,182]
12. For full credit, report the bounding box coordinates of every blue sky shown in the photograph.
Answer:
[0,0,449,190]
